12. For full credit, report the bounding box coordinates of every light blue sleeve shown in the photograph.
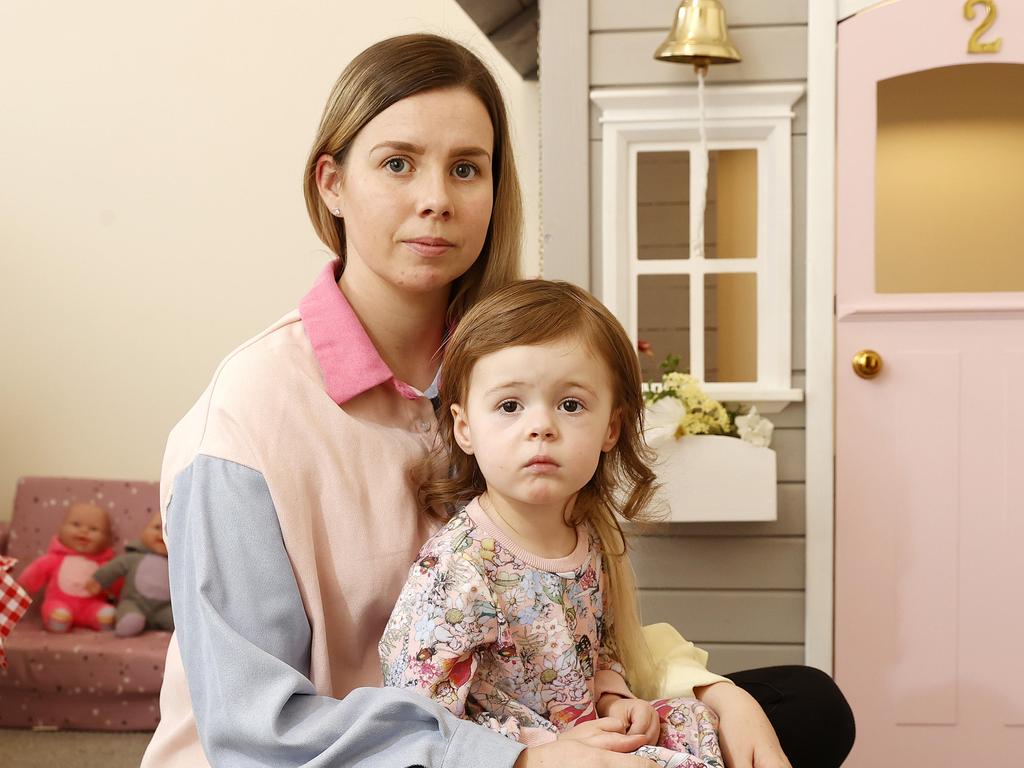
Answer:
[167,453,525,768]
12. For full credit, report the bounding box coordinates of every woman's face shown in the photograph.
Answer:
[324,87,495,299]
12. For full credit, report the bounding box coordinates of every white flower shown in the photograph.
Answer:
[735,407,774,448]
[643,397,686,448]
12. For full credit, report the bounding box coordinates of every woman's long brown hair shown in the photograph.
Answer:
[302,33,522,325]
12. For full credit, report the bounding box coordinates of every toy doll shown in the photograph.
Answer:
[17,502,117,632]
[86,511,172,636]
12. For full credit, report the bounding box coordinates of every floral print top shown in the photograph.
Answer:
[379,497,634,746]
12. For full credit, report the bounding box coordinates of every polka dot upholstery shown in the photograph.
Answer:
[0,477,169,731]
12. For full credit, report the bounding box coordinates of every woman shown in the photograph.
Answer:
[142,33,853,768]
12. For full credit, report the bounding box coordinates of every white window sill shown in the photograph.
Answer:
[643,383,804,415]
[702,386,804,415]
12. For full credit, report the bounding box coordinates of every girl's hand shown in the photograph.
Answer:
[695,682,793,768]
[515,738,656,767]
[600,697,660,746]
[84,577,103,596]
[557,716,648,752]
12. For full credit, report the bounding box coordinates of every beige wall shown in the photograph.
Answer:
[0,1,539,519]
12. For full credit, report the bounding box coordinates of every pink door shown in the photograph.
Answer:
[834,0,1024,764]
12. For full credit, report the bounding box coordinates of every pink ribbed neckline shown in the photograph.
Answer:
[465,497,589,573]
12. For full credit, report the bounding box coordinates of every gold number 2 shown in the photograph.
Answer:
[964,0,1002,53]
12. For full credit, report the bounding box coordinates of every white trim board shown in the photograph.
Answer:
[592,85,808,123]
[804,0,839,674]
[538,0,590,286]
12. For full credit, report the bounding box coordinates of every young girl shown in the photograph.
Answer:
[380,280,724,768]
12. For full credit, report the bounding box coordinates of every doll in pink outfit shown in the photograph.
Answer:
[18,502,117,632]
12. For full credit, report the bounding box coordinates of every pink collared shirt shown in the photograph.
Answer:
[143,260,472,768]
[299,260,439,405]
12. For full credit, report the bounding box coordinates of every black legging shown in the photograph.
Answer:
[725,666,855,768]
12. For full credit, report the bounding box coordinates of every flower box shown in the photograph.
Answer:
[650,434,777,523]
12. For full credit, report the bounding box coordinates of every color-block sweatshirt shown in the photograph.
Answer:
[140,260,524,768]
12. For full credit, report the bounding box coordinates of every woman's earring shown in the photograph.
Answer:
[331,208,341,217]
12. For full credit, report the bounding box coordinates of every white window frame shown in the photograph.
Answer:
[591,84,805,412]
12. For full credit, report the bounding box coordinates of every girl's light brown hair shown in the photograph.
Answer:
[422,279,659,696]
[302,34,522,323]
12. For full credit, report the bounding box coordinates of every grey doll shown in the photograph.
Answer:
[87,511,173,636]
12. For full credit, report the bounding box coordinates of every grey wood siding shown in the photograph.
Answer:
[587,0,809,675]
[589,0,807,30]
[640,591,804,643]
[590,27,807,86]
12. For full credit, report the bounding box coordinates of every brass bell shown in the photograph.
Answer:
[654,0,742,74]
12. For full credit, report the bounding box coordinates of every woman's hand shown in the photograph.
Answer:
[599,697,660,746]
[695,681,793,768]
[515,737,656,767]
[556,716,648,752]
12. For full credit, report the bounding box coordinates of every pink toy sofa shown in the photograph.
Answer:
[0,477,170,731]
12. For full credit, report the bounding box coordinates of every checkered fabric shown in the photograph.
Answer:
[0,556,32,670]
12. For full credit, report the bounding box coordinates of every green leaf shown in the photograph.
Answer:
[658,354,681,375]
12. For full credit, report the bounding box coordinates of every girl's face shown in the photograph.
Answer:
[451,338,621,513]
[320,86,495,299]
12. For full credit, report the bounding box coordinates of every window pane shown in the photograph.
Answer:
[705,273,757,383]
[637,151,690,260]
[638,274,690,381]
[706,149,757,260]
[876,63,1024,293]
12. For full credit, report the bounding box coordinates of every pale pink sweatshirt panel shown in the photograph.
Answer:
[143,263,445,766]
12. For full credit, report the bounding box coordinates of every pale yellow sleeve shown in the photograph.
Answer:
[639,623,734,700]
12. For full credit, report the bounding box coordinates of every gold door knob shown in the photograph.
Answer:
[852,349,883,379]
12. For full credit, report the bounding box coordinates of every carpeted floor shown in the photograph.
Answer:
[0,729,152,768]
